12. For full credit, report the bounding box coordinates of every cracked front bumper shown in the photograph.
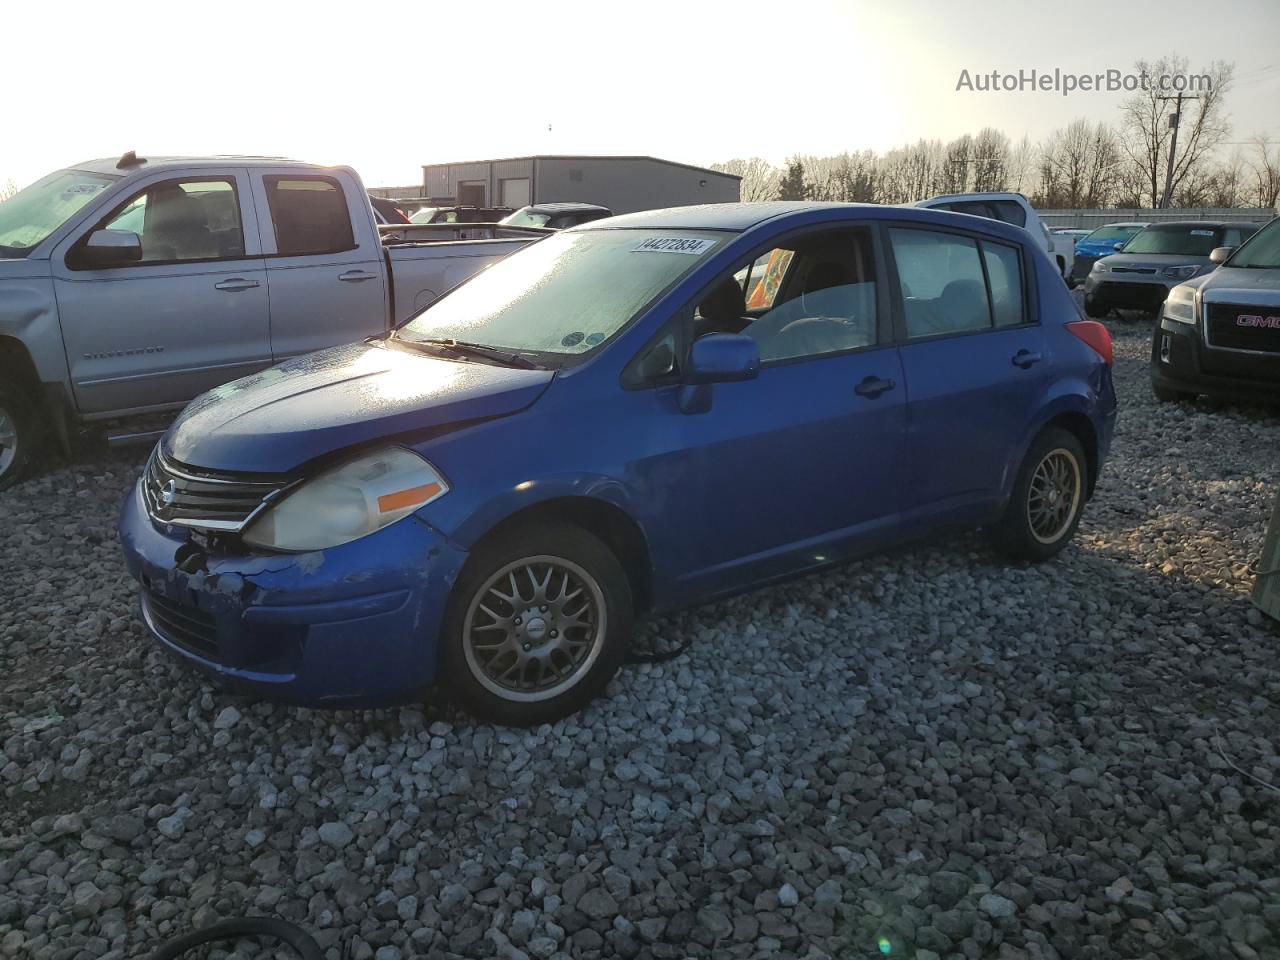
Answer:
[118,481,468,707]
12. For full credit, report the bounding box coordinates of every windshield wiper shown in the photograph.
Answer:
[407,337,539,369]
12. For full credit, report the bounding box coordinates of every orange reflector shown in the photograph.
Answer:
[377,482,441,513]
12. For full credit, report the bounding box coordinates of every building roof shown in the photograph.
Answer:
[420,155,741,180]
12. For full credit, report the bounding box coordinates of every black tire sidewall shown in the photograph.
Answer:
[1084,296,1108,319]
[992,428,1088,562]
[0,384,36,491]
[441,522,632,726]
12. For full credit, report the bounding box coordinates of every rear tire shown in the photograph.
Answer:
[441,522,632,726]
[990,428,1087,562]
[0,384,38,491]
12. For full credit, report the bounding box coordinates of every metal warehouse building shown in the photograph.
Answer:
[421,155,740,214]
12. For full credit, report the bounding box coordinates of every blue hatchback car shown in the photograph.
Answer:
[119,202,1117,725]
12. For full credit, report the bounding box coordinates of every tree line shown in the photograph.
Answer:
[714,55,1279,211]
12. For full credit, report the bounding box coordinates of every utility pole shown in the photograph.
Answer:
[1157,91,1201,208]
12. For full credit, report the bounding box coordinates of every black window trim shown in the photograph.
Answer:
[622,220,894,389]
[882,222,1038,346]
[262,173,359,258]
[67,175,252,272]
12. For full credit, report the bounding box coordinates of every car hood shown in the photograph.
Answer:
[1196,265,1280,295]
[164,340,555,473]
[1100,252,1212,270]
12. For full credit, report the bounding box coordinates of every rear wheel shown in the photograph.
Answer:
[0,384,37,491]
[441,523,632,726]
[990,428,1087,562]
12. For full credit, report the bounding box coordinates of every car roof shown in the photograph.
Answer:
[1095,222,1150,228]
[916,192,1029,204]
[525,202,611,213]
[1140,220,1255,229]
[576,201,1035,245]
[69,155,339,177]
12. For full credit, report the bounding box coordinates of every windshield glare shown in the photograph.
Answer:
[500,208,551,228]
[1228,219,1280,269]
[0,169,118,257]
[398,229,723,356]
[1122,225,1222,257]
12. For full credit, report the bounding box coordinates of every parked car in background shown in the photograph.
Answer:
[1083,220,1263,318]
[500,203,613,230]
[368,195,411,225]
[915,192,1074,283]
[0,155,539,488]
[409,205,514,225]
[1152,217,1280,403]
[1069,222,1149,281]
[1053,228,1092,243]
[119,201,1116,725]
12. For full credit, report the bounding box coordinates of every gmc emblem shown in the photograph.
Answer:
[1236,314,1280,329]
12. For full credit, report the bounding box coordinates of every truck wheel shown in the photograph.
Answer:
[0,385,37,491]
[441,522,632,726]
[1084,296,1109,319]
[989,428,1087,563]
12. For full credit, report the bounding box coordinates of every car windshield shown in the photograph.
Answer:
[397,229,723,356]
[499,208,552,228]
[1122,224,1222,257]
[1228,219,1280,269]
[1085,225,1144,245]
[0,169,119,257]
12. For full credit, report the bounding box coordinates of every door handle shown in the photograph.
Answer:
[854,375,896,398]
[338,270,378,282]
[1012,349,1043,369]
[214,278,260,292]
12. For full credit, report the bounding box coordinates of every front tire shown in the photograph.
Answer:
[1153,383,1196,403]
[441,523,632,726]
[990,428,1087,562]
[0,385,38,491]
[1084,296,1109,319]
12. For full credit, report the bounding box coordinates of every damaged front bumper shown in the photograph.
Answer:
[118,481,468,707]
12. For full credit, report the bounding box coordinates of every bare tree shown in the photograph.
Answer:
[1119,55,1234,207]
[710,157,780,203]
[1245,134,1280,209]
[1036,119,1123,207]
[970,128,1011,192]
[877,139,944,203]
[0,179,17,202]
[1005,135,1035,195]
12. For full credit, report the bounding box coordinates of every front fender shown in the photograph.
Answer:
[0,269,70,389]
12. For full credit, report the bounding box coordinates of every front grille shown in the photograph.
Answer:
[1111,266,1157,275]
[142,588,218,658]
[143,450,289,531]
[1206,302,1280,355]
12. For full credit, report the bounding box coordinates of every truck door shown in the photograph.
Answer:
[249,170,387,362]
[51,168,271,416]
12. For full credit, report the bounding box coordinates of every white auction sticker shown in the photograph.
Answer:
[632,236,717,255]
[1190,229,1215,236]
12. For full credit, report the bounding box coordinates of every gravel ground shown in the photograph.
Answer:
[2,317,1279,960]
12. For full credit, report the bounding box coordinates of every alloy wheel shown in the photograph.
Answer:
[462,555,607,702]
[1026,448,1082,545]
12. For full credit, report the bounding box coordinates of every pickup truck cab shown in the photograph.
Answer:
[0,154,536,487]
[916,192,1074,283]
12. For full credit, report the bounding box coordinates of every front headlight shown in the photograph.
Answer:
[1162,264,1199,280]
[1163,285,1197,325]
[1092,260,1110,273]
[242,447,449,551]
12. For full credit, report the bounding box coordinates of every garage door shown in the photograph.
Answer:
[500,178,530,209]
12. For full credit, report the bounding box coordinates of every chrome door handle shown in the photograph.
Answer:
[1012,349,1043,369]
[214,278,260,292]
[338,270,378,282]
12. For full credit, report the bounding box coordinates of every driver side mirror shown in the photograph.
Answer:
[79,229,142,268]
[1113,242,1127,252]
[1209,246,1234,265]
[684,333,760,384]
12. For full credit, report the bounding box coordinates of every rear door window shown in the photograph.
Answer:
[889,228,992,338]
[263,176,355,256]
[981,241,1025,327]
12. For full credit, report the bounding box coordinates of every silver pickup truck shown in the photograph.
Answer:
[0,154,541,487]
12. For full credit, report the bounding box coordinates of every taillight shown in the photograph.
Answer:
[1066,320,1113,365]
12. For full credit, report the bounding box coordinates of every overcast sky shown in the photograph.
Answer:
[5,0,1278,190]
